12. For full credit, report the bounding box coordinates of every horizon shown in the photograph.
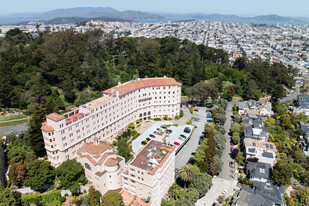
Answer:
[0,0,309,17]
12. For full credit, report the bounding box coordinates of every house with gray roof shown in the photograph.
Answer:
[297,94,309,109]
[246,162,271,183]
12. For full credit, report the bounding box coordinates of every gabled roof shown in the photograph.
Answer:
[246,162,271,180]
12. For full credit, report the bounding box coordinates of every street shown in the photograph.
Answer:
[196,102,238,206]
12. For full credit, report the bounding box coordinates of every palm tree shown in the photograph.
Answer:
[179,164,196,188]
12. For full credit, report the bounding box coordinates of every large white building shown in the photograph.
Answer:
[41,77,182,166]
[122,140,176,206]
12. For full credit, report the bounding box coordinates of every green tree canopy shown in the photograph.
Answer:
[55,159,87,194]
[101,191,124,206]
[271,159,293,186]
[0,186,21,206]
[26,160,54,189]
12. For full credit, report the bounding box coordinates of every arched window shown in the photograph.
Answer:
[144,112,147,116]
[148,111,151,115]
[139,113,142,117]
[85,163,91,171]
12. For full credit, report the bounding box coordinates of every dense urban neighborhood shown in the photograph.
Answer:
[0,8,309,206]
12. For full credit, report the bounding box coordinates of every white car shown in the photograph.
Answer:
[222,189,228,195]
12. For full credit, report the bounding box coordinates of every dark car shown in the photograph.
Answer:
[207,119,213,123]
[191,152,196,156]
[146,137,151,141]
[149,134,155,138]
[184,127,191,133]
[166,129,172,134]
[229,162,234,168]
[188,157,195,164]
[141,141,147,145]
[161,125,167,129]
[180,134,187,139]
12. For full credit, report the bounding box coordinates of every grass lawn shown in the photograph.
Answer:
[181,96,189,100]
[0,119,29,127]
[0,114,27,122]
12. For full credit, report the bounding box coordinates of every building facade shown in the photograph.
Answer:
[77,139,125,195]
[41,77,182,166]
[122,140,176,206]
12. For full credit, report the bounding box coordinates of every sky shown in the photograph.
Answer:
[1,0,308,17]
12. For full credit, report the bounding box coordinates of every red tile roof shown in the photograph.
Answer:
[78,141,112,155]
[46,113,65,122]
[41,122,54,132]
[105,158,119,167]
[103,77,182,97]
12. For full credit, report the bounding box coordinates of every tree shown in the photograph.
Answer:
[280,114,292,130]
[204,123,214,134]
[7,145,35,164]
[271,159,293,186]
[27,104,46,156]
[231,122,241,133]
[55,159,87,195]
[89,186,98,206]
[117,138,132,162]
[232,132,240,144]
[231,148,239,159]
[190,81,219,102]
[236,152,245,164]
[189,173,213,198]
[168,183,181,200]
[271,84,286,102]
[0,186,21,206]
[295,187,309,205]
[179,164,197,188]
[26,160,54,189]
[101,191,124,206]
[185,188,199,202]
[9,162,27,187]
[222,92,232,101]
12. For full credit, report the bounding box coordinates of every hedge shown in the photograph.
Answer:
[22,190,61,206]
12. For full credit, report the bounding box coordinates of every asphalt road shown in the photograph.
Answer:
[0,123,28,136]
[279,91,300,103]
[196,102,238,206]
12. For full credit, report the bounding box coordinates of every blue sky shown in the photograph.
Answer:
[1,0,308,17]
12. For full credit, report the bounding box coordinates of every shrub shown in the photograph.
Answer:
[154,118,161,121]
[180,110,184,117]
[128,122,135,129]
[136,119,141,124]
[186,118,192,125]
[189,106,194,114]
[164,115,168,120]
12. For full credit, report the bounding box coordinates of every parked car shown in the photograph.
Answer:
[207,115,212,118]
[194,108,199,112]
[180,134,187,139]
[153,131,157,134]
[146,137,151,141]
[174,141,180,146]
[141,141,147,145]
[230,142,234,146]
[229,162,234,168]
[230,147,234,152]
[222,189,228,195]
[178,137,185,141]
[184,127,191,133]
[149,134,155,138]
[207,119,213,123]
[161,125,167,129]
[144,139,149,143]
[187,157,195,164]
[166,129,173,134]
[206,109,212,113]
[191,152,196,156]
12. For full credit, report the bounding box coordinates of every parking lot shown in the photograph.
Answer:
[132,121,194,154]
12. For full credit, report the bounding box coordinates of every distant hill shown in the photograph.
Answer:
[43,16,131,25]
[0,7,164,25]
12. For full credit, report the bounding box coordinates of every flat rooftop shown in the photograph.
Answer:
[86,95,114,110]
[130,140,174,174]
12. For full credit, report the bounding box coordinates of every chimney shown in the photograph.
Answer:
[116,89,119,98]
[118,82,121,85]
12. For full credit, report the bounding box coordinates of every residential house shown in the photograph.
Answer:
[244,139,277,166]
[246,162,271,183]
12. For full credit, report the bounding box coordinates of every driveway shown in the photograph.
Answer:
[175,107,206,169]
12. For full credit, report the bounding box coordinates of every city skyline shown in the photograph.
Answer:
[0,0,309,17]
